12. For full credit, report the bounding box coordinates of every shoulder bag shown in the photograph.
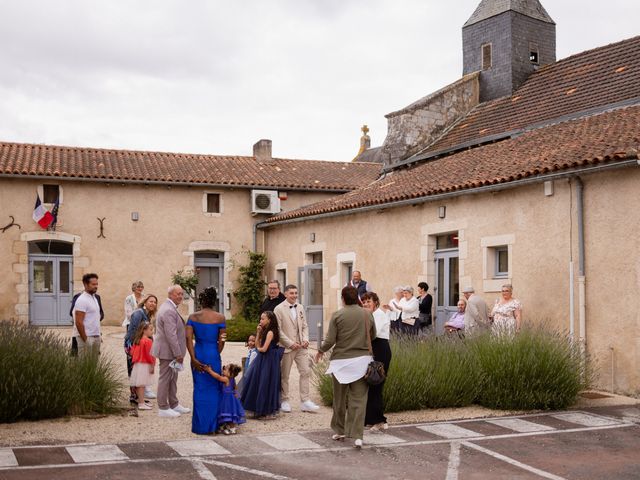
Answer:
[363,310,386,386]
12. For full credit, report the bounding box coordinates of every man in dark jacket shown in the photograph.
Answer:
[259,280,286,315]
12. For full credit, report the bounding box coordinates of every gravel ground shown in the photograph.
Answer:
[1,326,637,447]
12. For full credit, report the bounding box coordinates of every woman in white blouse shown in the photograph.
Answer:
[386,286,404,332]
[392,286,420,334]
[362,292,391,432]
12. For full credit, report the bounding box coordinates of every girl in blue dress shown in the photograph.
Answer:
[206,363,245,434]
[240,311,283,419]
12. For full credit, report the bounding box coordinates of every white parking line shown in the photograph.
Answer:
[552,413,620,427]
[167,439,231,457]
[462,441,567,480]
[191,459,218,480]
[445,442,461,480]
[486,418,555,433]
[257,433,321,451]
[417,423,482,439]
[200,458,292,479]
[66,444,128,463]
[0,449,18,467]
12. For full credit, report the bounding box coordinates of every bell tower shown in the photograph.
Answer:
[462,0,556,102]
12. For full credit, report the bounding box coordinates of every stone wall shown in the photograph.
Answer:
[0,178,336,325]
[381,72,480,168]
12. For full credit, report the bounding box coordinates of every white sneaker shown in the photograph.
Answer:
[144,388,157,399]
[354,439,363,449]
[172,404,191,414]
[300,400,320,413]
[280,401,292,413]
[158,408,180,418]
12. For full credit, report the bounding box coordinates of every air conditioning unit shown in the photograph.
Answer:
[251,189,281,215]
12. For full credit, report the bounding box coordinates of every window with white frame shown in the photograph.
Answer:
[276,268,287,287]
[494,246,509,277]
[38,184,63,205]
[341,262,353,287]
[202,192,222,215]
[481,234,515,292]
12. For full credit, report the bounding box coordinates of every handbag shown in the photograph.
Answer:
[401,316,416,326]
[363,311,386,386]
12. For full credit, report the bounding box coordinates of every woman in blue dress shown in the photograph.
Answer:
[186,287,226,434]
[240,311,283,418]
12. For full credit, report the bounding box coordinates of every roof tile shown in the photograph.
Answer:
[0,142,381,191]
[267,105,640,223]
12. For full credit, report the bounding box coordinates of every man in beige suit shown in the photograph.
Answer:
[152,285,190,418]
[463,286,490,333]
[274,284,320,413]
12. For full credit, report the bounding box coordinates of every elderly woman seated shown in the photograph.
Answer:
[444,299,466,335]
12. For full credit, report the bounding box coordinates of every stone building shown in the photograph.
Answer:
[262,1,640,393]
[0,139,379,330]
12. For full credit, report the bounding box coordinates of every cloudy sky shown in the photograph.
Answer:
[0,0,637,161]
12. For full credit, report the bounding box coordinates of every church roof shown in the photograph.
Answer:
[464,0,555,27]
[0,142,381,192]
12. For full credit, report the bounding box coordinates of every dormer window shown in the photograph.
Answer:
[529,42,540,64]
[482,43,492,70]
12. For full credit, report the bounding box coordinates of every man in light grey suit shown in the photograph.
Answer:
[463,286,490,333]
[152,285,190,418]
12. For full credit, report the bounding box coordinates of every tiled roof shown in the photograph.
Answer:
[0,142,381,191]
[464,0,555,27]
[419,36,640,158]
[264,105,640,223]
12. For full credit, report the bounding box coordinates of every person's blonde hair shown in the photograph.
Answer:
[138,294,159,320]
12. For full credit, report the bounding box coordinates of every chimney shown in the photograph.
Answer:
[253,139,272,161]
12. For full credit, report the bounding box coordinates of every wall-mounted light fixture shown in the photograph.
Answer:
[310,232,316,243]
[131,212,139,221]
[438,206,446,219]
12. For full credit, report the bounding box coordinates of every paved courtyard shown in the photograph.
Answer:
[2,405,639,479]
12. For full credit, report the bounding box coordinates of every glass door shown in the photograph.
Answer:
[194,252,225,313]
[299,263,323,343]
[29,255,73,326]
[434,250,459,335]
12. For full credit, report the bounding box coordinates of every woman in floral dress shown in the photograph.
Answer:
[490,284,522,334]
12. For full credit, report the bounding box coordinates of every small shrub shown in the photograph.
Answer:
[70,354,122,415]
[225,316,258,342]
[384,335,480,411]
[233,250,267,322]
[313,326,589,413]
[0,321,123,423]
[312,360,333,406]
[473,326,589,410]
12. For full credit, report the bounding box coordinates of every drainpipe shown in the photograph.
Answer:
[253,219,270,252]
[575,177,586,348]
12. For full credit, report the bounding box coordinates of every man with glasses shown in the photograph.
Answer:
[259,280,286,315]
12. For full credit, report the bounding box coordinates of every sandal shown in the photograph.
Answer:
[331,434,345,441]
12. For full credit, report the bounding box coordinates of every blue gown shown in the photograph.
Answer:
[240,342,284,416]
[188,319,224,434]
[218,378,246,425]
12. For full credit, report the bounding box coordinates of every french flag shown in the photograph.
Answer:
[33,194,54,229]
